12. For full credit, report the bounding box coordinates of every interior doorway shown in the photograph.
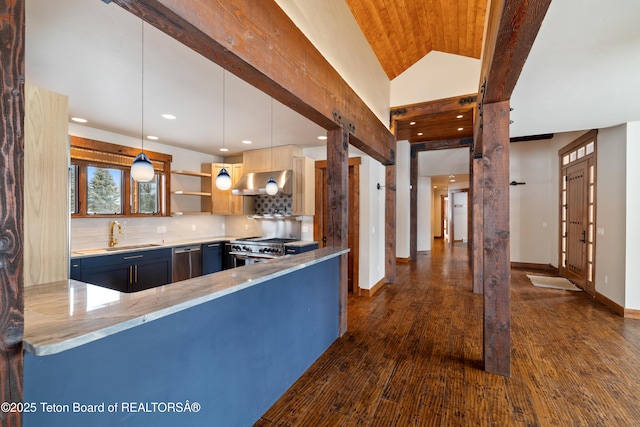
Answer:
[559,130,597,295]
[314,158,361,294]
[449,189,469,244]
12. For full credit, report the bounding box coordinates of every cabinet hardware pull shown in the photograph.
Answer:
[135,265,138,283]
[207,244,220,247]
[129,265,133,284]
[124,255,144,260]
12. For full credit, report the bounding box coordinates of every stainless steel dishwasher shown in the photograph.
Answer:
[172,245,202,282]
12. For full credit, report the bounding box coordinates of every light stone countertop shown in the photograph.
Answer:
[70,236,318,258]
[25,247,348,356]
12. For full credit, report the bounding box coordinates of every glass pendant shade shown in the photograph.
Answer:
[265,176,278,195]
[216,167,232,190]
[131,152,154,182]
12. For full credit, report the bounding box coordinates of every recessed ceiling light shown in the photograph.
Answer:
[433,185,437,189]
[457,127,464,131]
[242,140,252,144]
[71,117,88,123]
[220,148,229,152]
[456,114,464,119]
[318,135,328,140]
[161,114,176,120]
[450,179,456,182]
[409,121,416,126]
[417,132,423,136]
[147,135,159,140]
[449,175,455,178]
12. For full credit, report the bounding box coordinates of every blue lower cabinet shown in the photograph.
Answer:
[202,241,224,275]
[284,242,319,255]
[73,248,172,293]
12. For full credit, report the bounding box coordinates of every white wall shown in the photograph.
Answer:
[595,125,627,306]
[417,177,432,251]
[625,122,640,310]
[361,157,387,288]
[275,0,389,125]
[390,51,481,106]
[396,141,411,258]
[509,140,555,263]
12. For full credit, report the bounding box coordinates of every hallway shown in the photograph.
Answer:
[256,241,640,426]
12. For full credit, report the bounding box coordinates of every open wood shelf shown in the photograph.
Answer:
[171,170,211,178]
[171,211,212,216]
[171,190,212,196]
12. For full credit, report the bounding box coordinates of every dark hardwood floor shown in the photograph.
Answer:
[256,240,640,426]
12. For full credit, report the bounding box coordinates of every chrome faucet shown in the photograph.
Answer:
[109,221,122,247]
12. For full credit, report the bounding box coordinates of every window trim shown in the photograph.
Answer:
[70,136,172,217]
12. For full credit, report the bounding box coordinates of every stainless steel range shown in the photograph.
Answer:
[229,237,298,266]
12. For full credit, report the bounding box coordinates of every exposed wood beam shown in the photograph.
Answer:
[510,133,553,143]
[471,154,484,294]
[409,149,418,261]
[411,138,473,152]
[111,0,394,165]
[385,164,396,283]
[326,128,349,335]
[482,100,511,377]
[390,93,478,128]
[0,0,25,425]
[474,0,552,155]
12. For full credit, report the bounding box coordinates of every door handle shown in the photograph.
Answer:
[580,230,586,243]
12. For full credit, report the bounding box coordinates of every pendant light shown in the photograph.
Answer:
[265,97,278,195]
[131,20,154,183]
[215,70,232,190]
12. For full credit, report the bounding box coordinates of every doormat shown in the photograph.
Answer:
[526,275,582,291]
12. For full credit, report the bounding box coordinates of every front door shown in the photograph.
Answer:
[565,161,588,287]
[559,130,597,295]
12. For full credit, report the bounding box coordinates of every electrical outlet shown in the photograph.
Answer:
[157,226,163,234]
[605,275,608,284]
[245,224,249,230]
[191,224,196,231]
[302,226,309,233]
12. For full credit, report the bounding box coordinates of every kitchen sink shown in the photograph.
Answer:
[74,243,162,255]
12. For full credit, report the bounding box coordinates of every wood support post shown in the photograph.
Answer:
[482,100,511,377]
[471,154,484,294]
[409,147,418,261]
[327,128,349,335]
[385,164,396,283]
[0,1,25,426]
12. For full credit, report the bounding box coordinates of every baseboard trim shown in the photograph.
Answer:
[396,257,411,264]
[360,278,386,298]
[595,291,625,317]
[511,262,558,274]
[624,308,640,319]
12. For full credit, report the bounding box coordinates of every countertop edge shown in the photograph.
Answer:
[26,248,349,356]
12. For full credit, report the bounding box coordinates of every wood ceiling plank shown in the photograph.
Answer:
[112,0,394,164]
[414,0,434,55]
[474,0,488,58]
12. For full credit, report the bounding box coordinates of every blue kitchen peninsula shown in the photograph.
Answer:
[23,247,347,427]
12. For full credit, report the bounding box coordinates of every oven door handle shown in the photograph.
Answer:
[229,252,277,259]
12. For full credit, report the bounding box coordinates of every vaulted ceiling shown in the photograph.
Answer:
[345,0,487,79]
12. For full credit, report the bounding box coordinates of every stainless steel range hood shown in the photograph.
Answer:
[232,170,293,195]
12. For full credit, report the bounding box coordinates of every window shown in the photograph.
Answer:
[70,136,172,217]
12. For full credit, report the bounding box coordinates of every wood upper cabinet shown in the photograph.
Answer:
[293,156,315,216]
[204,163,244,215]
[242,145,303,173]
[25,85,70,286]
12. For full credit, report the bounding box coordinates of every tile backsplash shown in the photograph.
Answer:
[253,195,293,216]
[70,215,227,251]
